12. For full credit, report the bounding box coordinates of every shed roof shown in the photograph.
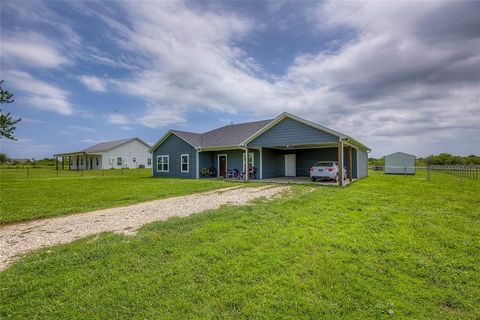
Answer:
[385,152,416,158]
[55,138,150,156]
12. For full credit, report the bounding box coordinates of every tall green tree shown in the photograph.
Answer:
[0,152,8,164]
[0,80,21,140]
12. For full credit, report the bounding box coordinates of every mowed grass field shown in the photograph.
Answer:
[1,171,479,319]
[0,168,235,224]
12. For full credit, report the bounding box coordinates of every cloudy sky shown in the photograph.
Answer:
[1,0,479,159]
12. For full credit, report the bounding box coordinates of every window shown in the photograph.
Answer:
[117,157,123,166]
[147,158,152,166]
[242,153,254,170]
[181,154,189,172]
[109,157,115,165]
[80,158,83,166]
[157,155,169,172]
[96,158,99,166]
[133,157,136,163]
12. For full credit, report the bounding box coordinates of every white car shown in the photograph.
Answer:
[310,161,346,182]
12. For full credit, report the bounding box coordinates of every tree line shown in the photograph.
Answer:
[369,153,480,166]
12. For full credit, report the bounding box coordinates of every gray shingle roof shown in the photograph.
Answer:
[200,119,273,147]
[171,119,273,148]
[55,138,150,155]
[83,138,135,153]
[171,130,202,147]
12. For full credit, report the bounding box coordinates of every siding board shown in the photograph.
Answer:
[248,118,338,147]
[152,134,196,178]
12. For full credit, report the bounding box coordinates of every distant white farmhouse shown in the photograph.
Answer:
[55,138,152,170]
[384,152,416,175]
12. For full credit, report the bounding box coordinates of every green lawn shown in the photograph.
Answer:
[1,171,479,319]
[0,168,235,224]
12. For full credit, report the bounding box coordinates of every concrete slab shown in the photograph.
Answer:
[251,176,355,186]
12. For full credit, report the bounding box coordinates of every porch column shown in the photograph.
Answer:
[259,147,263,180]
[195,150,199,179]
[338,141,344,186]
[347,146,352,182]
[245,148,249,181]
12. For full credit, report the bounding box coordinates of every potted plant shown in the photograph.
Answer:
[208,167,217,177]
[200,168,209,177]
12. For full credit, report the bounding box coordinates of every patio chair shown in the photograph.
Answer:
[227,169,235,179]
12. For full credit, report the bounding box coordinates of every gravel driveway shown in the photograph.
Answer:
[0,185,287,271]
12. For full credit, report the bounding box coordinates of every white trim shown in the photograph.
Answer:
[180,154,189,173]
[198,145,239,152]
[217,154,227,177]
[259,147,263,179]
[195,151,199,179]
[157,155,169,172]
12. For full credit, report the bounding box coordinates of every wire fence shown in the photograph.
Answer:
[370,165,480,180]
[0,166,152,180]
[427,165,480,180]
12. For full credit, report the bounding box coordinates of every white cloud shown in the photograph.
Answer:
[21,117,46,124]
[105,114,129,125]
[136,107,186,129]
[5,1,477,157]
[5,70,74,115]
[80,139,97,144]
[2,32,70,68]
[67,125,96,132]
[78,75,107,92]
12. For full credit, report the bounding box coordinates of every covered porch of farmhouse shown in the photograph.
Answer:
[53,152,103,171]
[198,141,355,186]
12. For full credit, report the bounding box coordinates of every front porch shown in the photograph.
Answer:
[198,142,358,186]
[53,153,103,170]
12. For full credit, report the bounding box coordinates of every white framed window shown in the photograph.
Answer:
[181,154,189,172]
[147,158,152,166]
[117,157,123,166]
[157,155,169,172]
[243,153,254,170]
[109,157,114,165]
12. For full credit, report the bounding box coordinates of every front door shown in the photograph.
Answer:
[90,157,93,170]
[219,155,227,177]
[285,154,296,176]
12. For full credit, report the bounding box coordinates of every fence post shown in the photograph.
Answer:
[427,166,431,180]
[27,167,29,178]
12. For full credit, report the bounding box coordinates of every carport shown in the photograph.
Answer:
[251,143,357,186]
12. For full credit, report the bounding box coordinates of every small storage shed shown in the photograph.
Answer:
[384,152,416,175]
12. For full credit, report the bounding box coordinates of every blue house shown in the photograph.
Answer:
[150,113,370,185]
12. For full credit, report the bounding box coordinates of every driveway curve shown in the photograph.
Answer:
[0,185,287,271]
